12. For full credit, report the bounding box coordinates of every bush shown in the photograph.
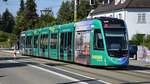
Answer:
[0,31,17,48]
[130,33,150,49]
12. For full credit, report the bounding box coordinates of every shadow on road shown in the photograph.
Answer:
[0,60,37,69]
[122,81,150,84]
[57,79,100,84]
[0,75,6,77]
[0,62,27,69]
[91,65,150,71]
[45,63,68,67]
[0,57,30,61]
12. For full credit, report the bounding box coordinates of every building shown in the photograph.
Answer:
[89,0,150,39]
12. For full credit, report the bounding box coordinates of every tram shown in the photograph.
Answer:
[20,17,129,66]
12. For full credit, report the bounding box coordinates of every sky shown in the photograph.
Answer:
[0,0,68,17]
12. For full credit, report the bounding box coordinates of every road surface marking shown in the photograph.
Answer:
[40,63,111,84]
[133,70,150,74]
[7,60,111,84]
[29,64,88,84]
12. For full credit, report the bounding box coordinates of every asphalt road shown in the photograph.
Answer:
[0,51,150,84]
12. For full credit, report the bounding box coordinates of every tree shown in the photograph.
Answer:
[36,13,56,28]
[16,0,26,32]
[2,9,15,33]
[57,1,74,24]
[131,34,145,45]
[77,0,92,20]
[24,0,38,29]
[57,0,93,24]
[143,34,150,49]
[17,0,25,15]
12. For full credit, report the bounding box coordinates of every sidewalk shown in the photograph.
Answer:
[0,50,20,54]
[1,49,150,68]
[129,59,150,68]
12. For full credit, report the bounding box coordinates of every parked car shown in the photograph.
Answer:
[129,45,137,59]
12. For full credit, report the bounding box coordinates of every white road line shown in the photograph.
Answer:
[97,80,112,84]
[7,60,88,84]
[133,70,150,74]
[7,60,111,84]
[40,63,111,84]
[7,60,19,63]
[29,64,88,84]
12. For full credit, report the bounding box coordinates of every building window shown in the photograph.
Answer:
[118,13,122,19]
[110,15,113,17]
[137,13,146,24]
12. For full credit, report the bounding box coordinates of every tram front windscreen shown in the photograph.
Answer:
[103,19,128,57]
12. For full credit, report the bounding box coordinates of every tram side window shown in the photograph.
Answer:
[34,35,38,48]
[68,32,72,49]
[40,34,48,49]
[44,34,48,49]
[26,36,32,48]
[61,32,72,49]
[94,29,104,50]
[61,33,67,49]
[50,33,57,49]
[20,36,25,49]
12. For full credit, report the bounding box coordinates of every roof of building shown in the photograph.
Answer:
[92,0,150,15]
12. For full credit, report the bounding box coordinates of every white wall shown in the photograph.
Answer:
[126,8,150,39]
[93,10,127,20]
[92,8,150,40]
[93,12,114,18]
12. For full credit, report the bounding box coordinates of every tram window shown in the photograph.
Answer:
[40,35,43,48]
[60,33,67,49]
[75,31,90,50]
[34,35,38,48]
[68,32,72,49]
[40,34,48,49]
[50,33,57,49]
[43,34,48,48]
[94,29,104,50]
[26,36,32,48]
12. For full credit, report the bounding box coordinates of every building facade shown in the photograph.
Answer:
[89,0,150,39]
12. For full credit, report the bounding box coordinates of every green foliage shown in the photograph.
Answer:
[16,0,28,32]
[130,33,150,49]
[16,12,27,31]
[24,0,38,29]
[35,14,56,28]
[57,1,74,24]
[143,35,150,49]
[130,34,145,45]
[2,9,15,33]
[0,31,17,48]
[77,0,92,20]
[17,0,25,15]
[57,0,93,24]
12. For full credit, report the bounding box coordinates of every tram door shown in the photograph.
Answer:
[75,31,90,65]
[60,32,73,61]
[49,33,58,59]
[40,34,49,58]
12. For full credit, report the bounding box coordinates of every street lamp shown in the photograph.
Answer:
[74,0,77,22]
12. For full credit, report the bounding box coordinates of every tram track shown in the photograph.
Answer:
[59,65,150,82]
[25,57,150,83]
[1,52,150,83]
[28,56,150,79]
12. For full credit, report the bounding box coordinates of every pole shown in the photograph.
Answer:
[74,0,77,22]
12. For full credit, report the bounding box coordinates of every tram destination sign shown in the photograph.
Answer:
[75,20,93,31]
